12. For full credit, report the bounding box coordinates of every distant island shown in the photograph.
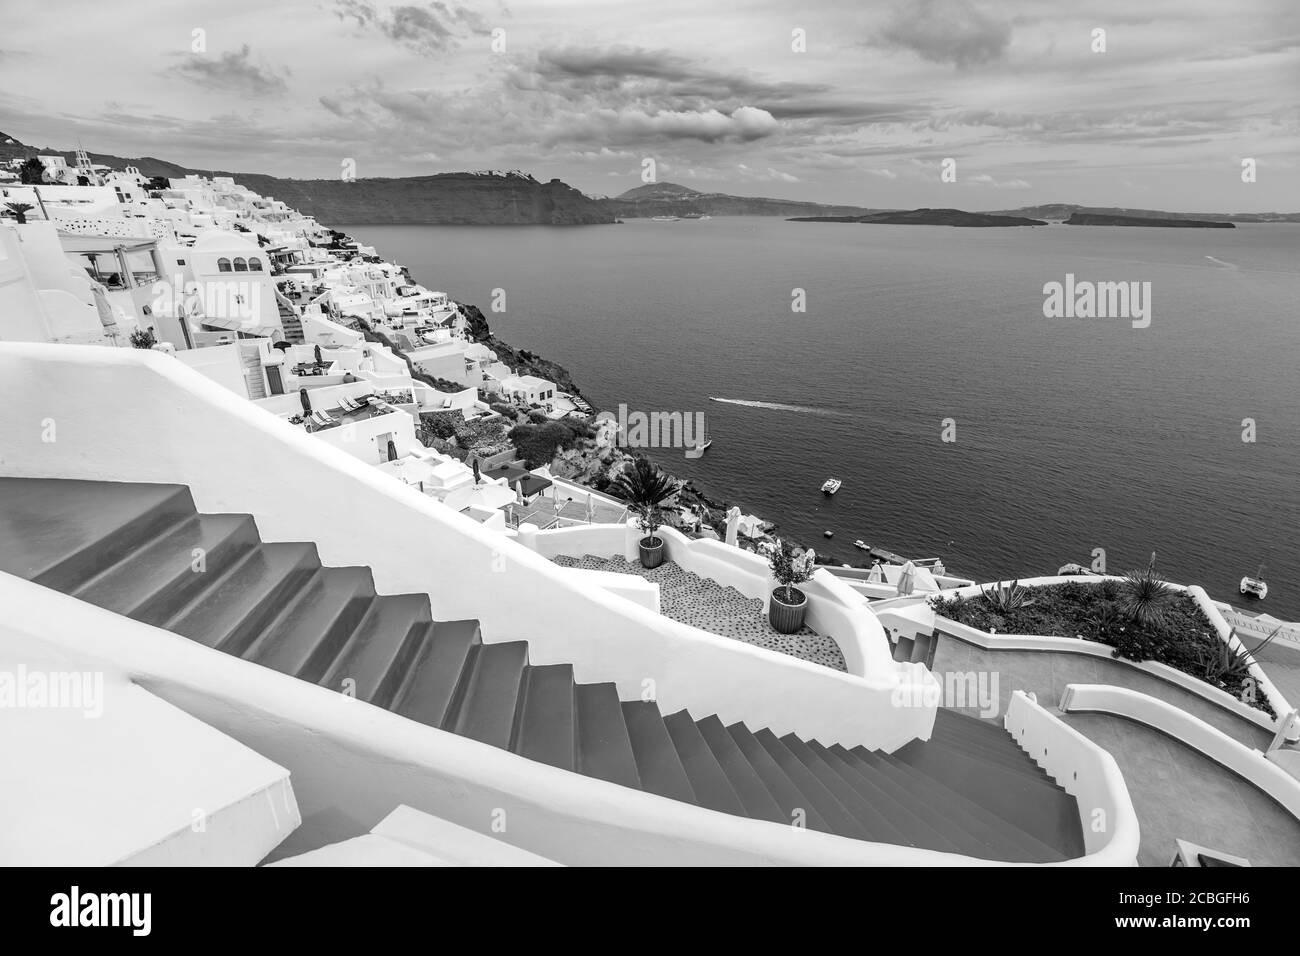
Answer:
[599,181,884,220]
[986,203,1288,224]
[788,208,1045,227]
[1064,212,1234,228]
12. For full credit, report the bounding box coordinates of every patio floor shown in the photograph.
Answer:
[553,554,847,671]
[929,634,1300,866]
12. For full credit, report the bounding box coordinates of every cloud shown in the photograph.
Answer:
[164,45,289,97]
[334,0,487,56]
[967,173,1031,189]
[547,106,779,145]
[876,0,1011,68]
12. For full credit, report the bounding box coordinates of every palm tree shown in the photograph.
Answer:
[608,455,677,512]
[3,202,35,225]
[608,456,678,564]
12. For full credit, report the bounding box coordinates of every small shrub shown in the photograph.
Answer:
[768,540,816,603]
[129,328,157,349]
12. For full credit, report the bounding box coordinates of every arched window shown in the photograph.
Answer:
[248,257,263,272]
[233,257,248,272]
[217,258,232,273]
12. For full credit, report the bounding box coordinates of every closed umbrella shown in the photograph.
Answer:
[724,506,742,546]
[586,493,595,523]
[299,388,312,416]
[867,561,884,584]
[386,439,398,462]
[897,560,917,596]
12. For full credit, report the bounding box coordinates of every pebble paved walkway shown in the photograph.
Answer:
[553,554,847,671]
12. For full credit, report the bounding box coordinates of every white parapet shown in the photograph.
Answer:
[0,638,299,866]
[1003,690,1141,866]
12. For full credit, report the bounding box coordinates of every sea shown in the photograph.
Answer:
[348,218,1300,619]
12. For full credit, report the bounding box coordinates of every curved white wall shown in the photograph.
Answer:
[1004,691,1141,865]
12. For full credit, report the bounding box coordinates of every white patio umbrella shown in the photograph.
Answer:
[866,561,884,584]
[897,560,918,596]
[586,493,595,523]
[724,506,742,546]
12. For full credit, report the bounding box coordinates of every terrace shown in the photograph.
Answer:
[302,395,396,432]
[552,553,847,671]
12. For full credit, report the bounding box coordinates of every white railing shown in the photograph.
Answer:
[1004,691,1141,865]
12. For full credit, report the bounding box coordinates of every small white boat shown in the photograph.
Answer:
[1241,564,1268,600]
[853,539,869,551]
[651,215,680,222]
[821,478,841,495]
[684,419,711,459]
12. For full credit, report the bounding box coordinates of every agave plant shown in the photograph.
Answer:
[1191,625,1282,689]
[1118,552,1174,627]
[980,579,1035,613]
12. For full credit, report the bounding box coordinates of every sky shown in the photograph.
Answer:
[2,0,1298,211]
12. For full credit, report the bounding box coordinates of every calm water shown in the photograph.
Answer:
[350,219,1300,618]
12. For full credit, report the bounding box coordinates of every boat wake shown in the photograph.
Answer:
[709,397,846,417]
[1204,255,1238,270]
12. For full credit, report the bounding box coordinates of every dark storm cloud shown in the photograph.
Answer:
[163,45,289,97]
[876,0,1011,67]
[334,0,487,56]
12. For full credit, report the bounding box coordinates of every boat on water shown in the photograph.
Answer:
[821,478,841,495]
[684,417,711,459]
[854,539,869,551]
[651,215,680,222]
[1241,564,1268,600]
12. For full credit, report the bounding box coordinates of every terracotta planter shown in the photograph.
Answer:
[769,586,808,633]
[639,536,665,569]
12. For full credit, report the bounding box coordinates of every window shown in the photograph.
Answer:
[233,257,248,272]
[217,258,232,272]
[176,258,186,266]
[248,257,263,272]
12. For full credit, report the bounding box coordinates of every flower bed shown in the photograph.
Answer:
[930,579,1275,716]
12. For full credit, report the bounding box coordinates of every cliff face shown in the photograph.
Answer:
[232,172,616,225]
[460,303,591,403]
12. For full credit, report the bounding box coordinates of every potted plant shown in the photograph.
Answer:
[608,456,678,569]
[767,540,816,633]
[634,505,667,568]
